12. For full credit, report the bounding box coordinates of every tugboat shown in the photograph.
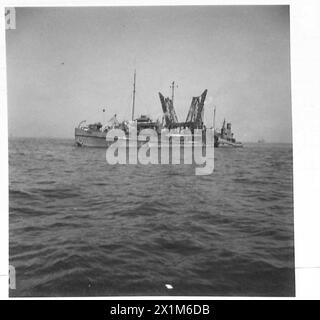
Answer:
[215,119,243,148]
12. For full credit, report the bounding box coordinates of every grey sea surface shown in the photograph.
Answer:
[9,138,294,296]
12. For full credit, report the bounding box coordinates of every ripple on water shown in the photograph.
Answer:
[9,139,294,296]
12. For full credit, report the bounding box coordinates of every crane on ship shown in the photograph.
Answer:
[158,88,208,130]
[158,92,179,127]
[185,89,207,129]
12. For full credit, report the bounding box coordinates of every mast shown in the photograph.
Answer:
[170,81,178,106]
[132,70,136,121]
[213,105,216,129]
[102,108,106,125]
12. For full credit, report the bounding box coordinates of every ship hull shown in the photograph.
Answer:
[217,137,243,148]
[75,128,110,148]
[75,128,223,148]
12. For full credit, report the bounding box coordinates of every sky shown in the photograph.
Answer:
[6,6,292,142]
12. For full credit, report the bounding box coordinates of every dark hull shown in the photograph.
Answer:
[217,137,244,148]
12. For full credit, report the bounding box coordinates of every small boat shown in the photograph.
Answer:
[215,119,243,148]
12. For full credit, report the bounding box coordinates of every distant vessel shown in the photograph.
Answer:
[74,72,243,148]
[258,139,265,143]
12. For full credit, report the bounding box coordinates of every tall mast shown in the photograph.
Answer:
[102,108,106,125]
[213,105,216,129]
[132,70,136,121]
[170,81,178,106]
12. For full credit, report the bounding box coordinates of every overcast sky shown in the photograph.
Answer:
[6,6,291,142]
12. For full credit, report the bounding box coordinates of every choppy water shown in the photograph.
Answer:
[9,138,294,296]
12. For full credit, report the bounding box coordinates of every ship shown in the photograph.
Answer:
[215,119,243,148]
[75,72,243,148]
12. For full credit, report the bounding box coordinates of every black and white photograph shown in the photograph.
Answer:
[6,5,295,297]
